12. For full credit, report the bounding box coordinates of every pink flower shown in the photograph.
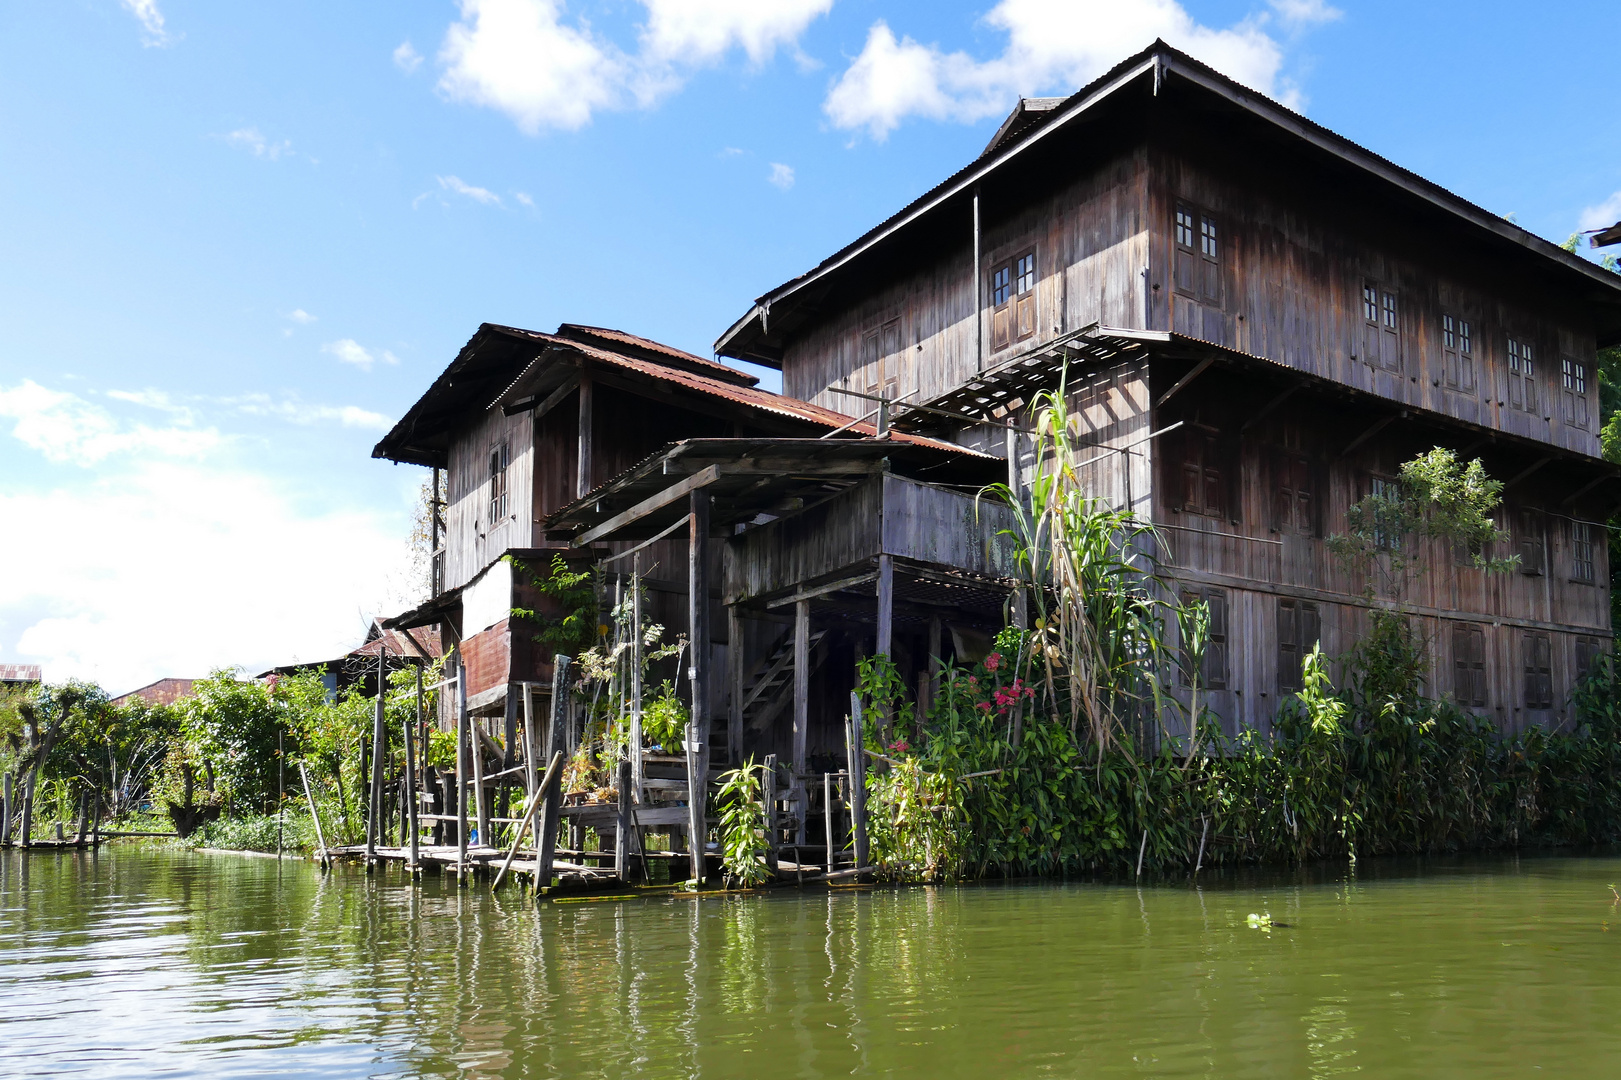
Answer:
[967,676,978,687]
[976,702,993,712]
[984,653,1001,672]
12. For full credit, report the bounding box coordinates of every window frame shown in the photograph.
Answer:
[1440,312,1476,394]
[488,439,510,524]
[1571,518,1596,584]
[1561,355,1590,430]
[1523,631,1553,710]
[1179,587,1229,691]
[1277,598,1322,694]
[1361,280,1402,373]
[1176,423,1232,521]
[1172,202,1221,304]
[1452,622,1487,708]
[1516,508,1545,577]
[988,248,1037,353]
[1507,336,1538,414]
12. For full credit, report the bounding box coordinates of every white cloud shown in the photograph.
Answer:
[224,127,294,161]
[227,394,392,431]
[1580,190,1621,232]
[0,380,415,692]
[120,0,171,47]
[825,0,1305,141]
[438,174,504,206]
[394,40,424,72]
[768,162,795,190]
[322,339,401,371]
[1268,0,1343,29]
[0,380,219,466]
[286,308,318,325]
[435,0,832,133]
[639,0,832,67]
[515,191,535,208]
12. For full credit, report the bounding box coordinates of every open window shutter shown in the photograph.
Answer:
[1278,599,1299,691]
[1174,246,1194,294]
[1015,290,1035,340]
[1220,435,1241,522]
[1205,591,1228,689]
[1200,251,1220,305]
[1270,450,1288,532]
[1302,603,1321,657]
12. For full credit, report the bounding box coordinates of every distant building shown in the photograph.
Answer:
[259,619,441,698]
[0,664,42,690]
[111,678,197,707]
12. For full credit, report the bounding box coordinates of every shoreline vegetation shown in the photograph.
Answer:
[7,383,1621,889]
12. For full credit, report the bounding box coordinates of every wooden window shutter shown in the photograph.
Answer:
[1202,433,1225,518]
[1178,589,1199,686]
[1204,590,1229,690]
[1577,637,1600,681]
[1278,599,1299,692]
[1198,214,1220,304]
[1517,510,1544,575]
[1015,290,1035,340]
[1014,251,1036,342]
[1453,624,1486,708]
[1173,205,1196,295]
[1523,632,1552,709]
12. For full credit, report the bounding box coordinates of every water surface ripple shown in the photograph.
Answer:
[3,848,1618,1077]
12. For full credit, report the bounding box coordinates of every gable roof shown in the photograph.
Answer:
[716,40,1621,365]
[373,322,979,468]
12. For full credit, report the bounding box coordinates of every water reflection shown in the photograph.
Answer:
[2,849,1621,1077]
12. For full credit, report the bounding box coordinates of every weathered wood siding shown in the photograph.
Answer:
[1144,149,1603,457]
[1153,386,1610,737]
[783,150,1152,411]
[725,475,1019,604]
[445,406,533,591]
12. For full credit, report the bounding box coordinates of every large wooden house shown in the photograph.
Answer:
[374,41,1621,873]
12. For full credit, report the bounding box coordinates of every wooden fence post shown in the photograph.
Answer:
[404,666,421,871]
[456,658,469,880]
[687,491,711,885]
[535,655,571,891]
[762,753,778,874]
[846,693,868,871]
[366,651,385,866]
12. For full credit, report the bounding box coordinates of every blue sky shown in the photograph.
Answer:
[2,0,1618,693]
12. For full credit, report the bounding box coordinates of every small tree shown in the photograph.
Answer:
[1328,447,1516,600]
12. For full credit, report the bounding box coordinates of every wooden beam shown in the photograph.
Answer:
[1504,456,1552,491]
[1154,354,1218,409]
[875,554,894,660]
[535,655,571,890]
[1238,385,1300,433]
[576,371,593,499]
[793,600,809,783]
[764,570,880,609]
[629,552,644,801]
[577,465,723,546]
[687,491,711,885]
[534,372,581,422]
[1562,473,1614,509]
[727,606,744,766]
[1340,413,1399,457]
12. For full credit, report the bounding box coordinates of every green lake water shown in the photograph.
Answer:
[2,848,1619,1078]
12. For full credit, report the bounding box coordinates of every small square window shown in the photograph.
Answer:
[1572,520,1596,583]
[992,264,1011,306]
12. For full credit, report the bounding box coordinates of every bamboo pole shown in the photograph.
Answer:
[299,762,330,870]
[763,753,778,874]
[366,651,385,866]
[523,683,537,801]
[405,666,422,870]
[2,774,11,846]
[471,715,489,849]
[615,756,630,881]
[687,491,710,885]
[823,772,835,874]
[491,751,562,891]
[535,656,571,890]
[630,552,644,805]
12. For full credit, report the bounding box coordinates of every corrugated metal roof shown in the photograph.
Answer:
[0,664,41,683]
[554,324,757,386]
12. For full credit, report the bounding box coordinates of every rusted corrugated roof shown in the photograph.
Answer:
[0,664,42,683]
[554,324,757,386]
[490,327,981,457]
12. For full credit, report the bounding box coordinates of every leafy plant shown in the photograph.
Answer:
[715,759,770,887]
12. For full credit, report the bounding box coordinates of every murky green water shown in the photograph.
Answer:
[3,848,1619,1078]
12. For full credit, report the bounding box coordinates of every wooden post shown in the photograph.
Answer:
[823,772,836,873]
[366,651,385,865]
[630,552,644,803]
[299,762,330,870]
[534,752,564,891]
[2,774,11,846]
[576,371,594,498]
[876,554,894,660]
[534,655,571,890]
[762,753,778,874]
[727,605,744,766]
[19,771,34,848]
[793,598,810,844]
[926,616,943,718]
[501,680,519,820]
[876,554,895,743]
[74,789,88,844]
[846,693,868,871]
[523,683,537,801]
[456,659,469,879]
[492,751,562,891]
[687,490,711,885]
[615,756,631,882]
[471,715,489,849]
[405,668,421,870]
